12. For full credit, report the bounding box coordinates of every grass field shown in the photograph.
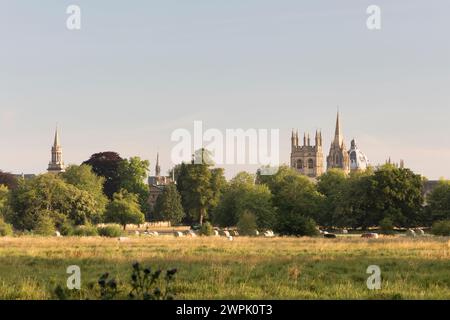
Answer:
[0,235,449,300]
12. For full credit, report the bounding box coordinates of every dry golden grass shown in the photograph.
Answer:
[0,235,448,299]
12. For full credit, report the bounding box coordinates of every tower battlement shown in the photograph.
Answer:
[290,130,324,178]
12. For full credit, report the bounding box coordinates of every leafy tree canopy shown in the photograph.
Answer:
[154,183,185,225]
[83,152,123,199]
[105,189,145,230]
[9,174,103,230]
[213,172,275,229]
[426,179,450,223]
[117,157,150,213]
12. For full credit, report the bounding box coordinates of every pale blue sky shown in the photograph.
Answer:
[1,1,449,179]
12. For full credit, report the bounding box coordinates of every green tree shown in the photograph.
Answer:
[379,216,395,235]
[426,180,450,223]
[257,166,322,235]
[0,218,13,236]
[209,168,227,211]
[62,164,108,217]
[237,211,258,236]
[342,169,374,228]
[267,166,323,220]
[34,213,56,236]
[0,185,11,220]
[316,169,350,227]
[9,174,102,230]
[175,149,226,225]
[199,221,214,236]
[118,157,150,215]
[153,184,185,224]
[177,163,213,225]
[431,220,450,236]
[213,172,275,229]
[349,165,423,228]
[105,190,145,230]
[276,214,319,237]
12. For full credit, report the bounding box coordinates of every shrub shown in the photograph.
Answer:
[59,221,75,236]
[98,225,122,238]
[73,224,99,236]
[199,222,214,236]
[34,215,56,236]
[237,211,257,236]
[0,218,13,236]
[275,213,320,237]
[379,217,395,235]
[431,220,450,236]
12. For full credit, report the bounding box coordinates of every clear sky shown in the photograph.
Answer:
[1,1,449,179]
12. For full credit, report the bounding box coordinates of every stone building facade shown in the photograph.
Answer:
[290,130,324,178]
[290,111,370,178]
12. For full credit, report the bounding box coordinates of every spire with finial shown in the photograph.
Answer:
[291,129,295,150]
[48,124,65,173]
[155,152,161,177]
[334,109,343,147]
[54,124,60,147]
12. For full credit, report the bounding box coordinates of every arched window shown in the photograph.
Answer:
[296,159,303,169]
[308,159,314,169]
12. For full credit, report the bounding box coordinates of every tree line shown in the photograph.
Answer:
[1,150,450,236]
[0,152,149,234]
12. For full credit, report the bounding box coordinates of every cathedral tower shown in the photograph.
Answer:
[290,129,324,178]
[327,111,350,173]
[47,126,65,173]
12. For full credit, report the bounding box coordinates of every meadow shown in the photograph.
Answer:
[0,235,449,300]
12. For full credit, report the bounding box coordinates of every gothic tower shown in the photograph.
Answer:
[326,111,350,173]
[47,126,65,173]
[290,128,324,178]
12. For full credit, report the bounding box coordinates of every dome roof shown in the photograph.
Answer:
[348,139,369,171]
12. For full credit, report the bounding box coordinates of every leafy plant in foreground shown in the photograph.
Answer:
[97,272,119,300]
[129,262,177,300]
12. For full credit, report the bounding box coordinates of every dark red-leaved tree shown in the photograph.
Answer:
[0,170,19,190]
[83,152,123,199]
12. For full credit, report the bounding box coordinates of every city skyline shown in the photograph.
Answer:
[1,1,449,179]
[1,115,442,181]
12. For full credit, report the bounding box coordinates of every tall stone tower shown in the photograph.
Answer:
[47,126,65,173]
[327,112,350,173]
[290,129,324,178]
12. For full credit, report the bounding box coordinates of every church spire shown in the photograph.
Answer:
[53,125,60,147]
[48,125,65,173]
[155,152,161,177]
[334,110,343,146]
